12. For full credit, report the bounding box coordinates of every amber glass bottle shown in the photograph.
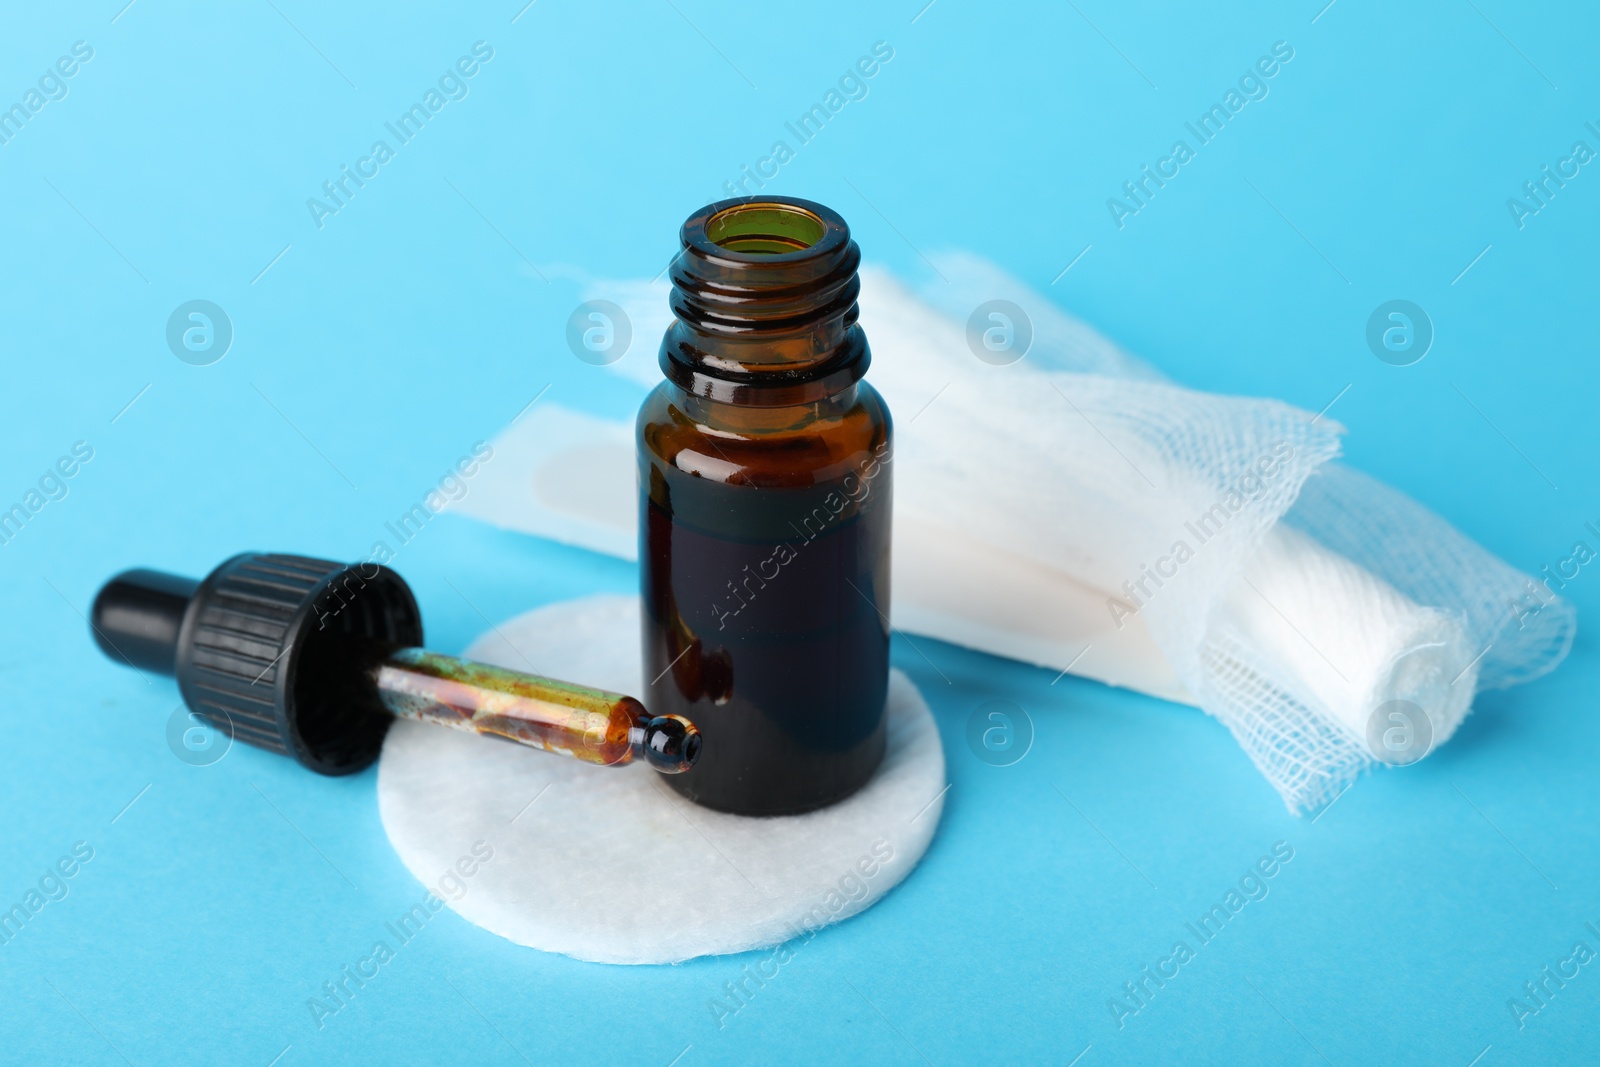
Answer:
[638,196,892,816]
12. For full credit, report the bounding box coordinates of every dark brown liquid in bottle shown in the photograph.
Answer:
[639,198,891,816]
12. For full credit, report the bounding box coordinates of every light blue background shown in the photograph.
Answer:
[1,1,1596,1064]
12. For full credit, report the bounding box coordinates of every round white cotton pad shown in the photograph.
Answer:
[376,594,946,965]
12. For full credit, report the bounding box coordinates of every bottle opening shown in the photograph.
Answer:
[706,203,826,255]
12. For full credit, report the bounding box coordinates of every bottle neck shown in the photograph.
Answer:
[661,198,869,407]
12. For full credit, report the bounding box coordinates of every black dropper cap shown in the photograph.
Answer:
[92,553,422,775]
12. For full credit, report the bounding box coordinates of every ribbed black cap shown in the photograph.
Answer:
[93,553,423,775]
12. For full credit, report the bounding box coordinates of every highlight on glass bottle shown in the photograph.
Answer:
[638,195,893,816]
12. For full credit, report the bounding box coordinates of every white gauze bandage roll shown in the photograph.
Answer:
[1220,525,1474,762]
[905,254,1573,810]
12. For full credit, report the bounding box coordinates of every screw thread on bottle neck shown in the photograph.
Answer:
[663,197,868,405]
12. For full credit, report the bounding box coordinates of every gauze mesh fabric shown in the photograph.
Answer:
[901,254,1575,812]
